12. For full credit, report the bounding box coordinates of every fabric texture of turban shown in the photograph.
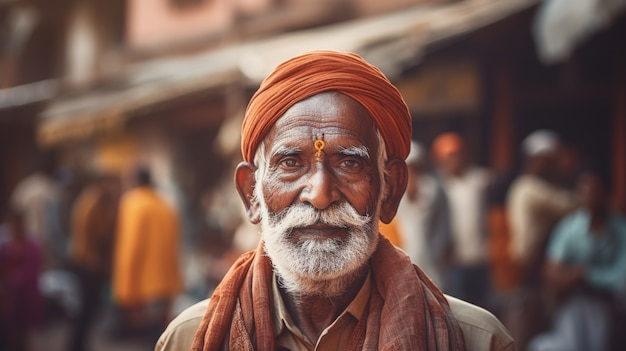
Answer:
[241,50,412,162]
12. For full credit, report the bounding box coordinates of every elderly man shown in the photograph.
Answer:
[156,51,513,351]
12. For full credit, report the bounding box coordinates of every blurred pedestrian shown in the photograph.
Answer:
[10,153,68,270]
[392,140,452,287]
[504,129,575,350]
[529,167,626,351]
[432,132,492,307]
[0,208,43,351]
[66,173,120,351]
[507,130,575,284]
[486,171,519,303]
[112,167,182,342]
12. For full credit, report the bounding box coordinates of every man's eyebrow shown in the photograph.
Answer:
[338,145,370,159]
[269,145,302,158]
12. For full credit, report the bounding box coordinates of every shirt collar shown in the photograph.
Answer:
[272,270,372,335]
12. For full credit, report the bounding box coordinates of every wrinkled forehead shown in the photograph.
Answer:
[281,91,376,126]
[264,92,379,148]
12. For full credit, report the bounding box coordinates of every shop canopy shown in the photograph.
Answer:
[35,0,538,145]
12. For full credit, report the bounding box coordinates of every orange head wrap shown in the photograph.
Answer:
[431,132,464,162]
[241,50,412,162]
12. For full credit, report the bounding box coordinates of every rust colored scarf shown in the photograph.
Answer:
[191,236,466,350]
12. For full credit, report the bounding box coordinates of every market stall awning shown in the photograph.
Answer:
[36,0,539,145]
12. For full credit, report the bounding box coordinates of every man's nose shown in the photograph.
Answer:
[299,164,340,210]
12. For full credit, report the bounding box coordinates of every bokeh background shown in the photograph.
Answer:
[1,0,625,350]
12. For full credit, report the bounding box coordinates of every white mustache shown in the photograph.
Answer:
[267,202,372,237]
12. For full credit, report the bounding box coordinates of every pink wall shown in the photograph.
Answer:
[126,0,434,50]
[127,0,234,50]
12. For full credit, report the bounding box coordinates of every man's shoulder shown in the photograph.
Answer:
[554,210,587,233]
[155,299,208,351]
[611,213,626,231]
[445,295,515,351]
[156,295,515,351]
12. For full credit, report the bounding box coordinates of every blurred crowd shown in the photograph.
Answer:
[1,128,625,351]
[381,129,626,351]
[0,164,184,351]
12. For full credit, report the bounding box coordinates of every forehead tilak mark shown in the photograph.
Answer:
[314,134,325,158]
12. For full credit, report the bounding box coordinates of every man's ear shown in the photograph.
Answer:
[235,162,261,224]
[379,158,408,224]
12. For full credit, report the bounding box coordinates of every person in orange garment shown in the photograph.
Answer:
[113,166,182,341]
[156,51,514,351]
[67,173,119,351]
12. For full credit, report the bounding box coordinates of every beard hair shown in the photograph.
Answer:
[256,191,381,297]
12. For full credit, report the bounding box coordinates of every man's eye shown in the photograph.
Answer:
[279,158,301,168]
[339,159,362,171]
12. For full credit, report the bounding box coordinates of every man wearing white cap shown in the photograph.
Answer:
[508,130,575,280]
[504,129,575,350]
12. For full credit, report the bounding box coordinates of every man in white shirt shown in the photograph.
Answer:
[432,132,492,308]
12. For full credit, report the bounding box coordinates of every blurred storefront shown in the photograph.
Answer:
[1,0,625,238]
[396,0,626,215]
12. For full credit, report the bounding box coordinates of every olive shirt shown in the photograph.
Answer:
[273,272,371,350]
[156,276,515,351]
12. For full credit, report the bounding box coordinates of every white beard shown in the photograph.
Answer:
[256,193,380,297]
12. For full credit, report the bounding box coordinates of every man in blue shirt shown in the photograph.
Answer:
[529,168,626,351]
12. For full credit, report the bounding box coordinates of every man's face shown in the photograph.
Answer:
[576,172,606,209]
[439,151,465,177]
[253,91,385,295]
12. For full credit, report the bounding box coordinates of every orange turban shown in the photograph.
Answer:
[431,132,464,161]
[241,50,412,162]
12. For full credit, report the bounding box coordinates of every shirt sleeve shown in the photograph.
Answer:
[155,299,209,351]
[546,215,575,263]
[585,220,626,293]
[534,184,573,218]
[445,295,516,351]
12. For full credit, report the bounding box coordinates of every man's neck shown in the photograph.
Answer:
[278,265,368,344]
[589,206,609,234]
